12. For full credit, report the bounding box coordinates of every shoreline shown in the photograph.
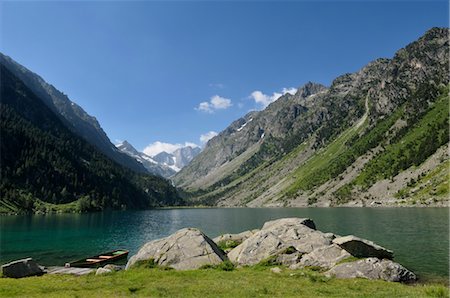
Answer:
[1,204,448,216]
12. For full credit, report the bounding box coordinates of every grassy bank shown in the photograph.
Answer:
[0,267,448,298]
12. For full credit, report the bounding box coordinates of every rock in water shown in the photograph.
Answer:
[126,228,227,270]
[325,258,416,282]
[228,218,334,266]
[332,235,394,259]
[1,258,44,278]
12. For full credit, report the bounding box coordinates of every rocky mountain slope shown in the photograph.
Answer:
[116,141,201,177]
[154,146,201,172]
[116,141,176,177]
[0,53,147,174]
[174,27,449,207]
[0,64,181,214]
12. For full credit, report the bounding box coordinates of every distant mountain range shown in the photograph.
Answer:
[0,54,182,214]
[115,141,201,178]
[174,27,449,208]
[153,146,202,173]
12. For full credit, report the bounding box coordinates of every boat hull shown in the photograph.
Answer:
[68,250,129,268]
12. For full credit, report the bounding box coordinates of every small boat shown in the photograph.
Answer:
[67,249,129,268]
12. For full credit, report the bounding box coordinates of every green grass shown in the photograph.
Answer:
[217,240,241,251]
[199,260,235,271]
[394,159,449,204]
[284,111,369,197]
[335,256,363,265]
[0,197,80,215]
[0,267,448,297]
[354,91,449,189]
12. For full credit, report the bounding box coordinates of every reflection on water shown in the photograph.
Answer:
[0,207,448,280]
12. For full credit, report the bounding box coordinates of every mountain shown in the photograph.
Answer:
[0,63,182,214]
[154,146,202,172]
[174,27,449,207]
[116,141,201,177]
[116,141,176,177]
[0,53,147,174]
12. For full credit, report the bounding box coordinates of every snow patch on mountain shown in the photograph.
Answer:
[116,140,201,178]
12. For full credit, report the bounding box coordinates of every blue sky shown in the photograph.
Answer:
[1,1,448,155]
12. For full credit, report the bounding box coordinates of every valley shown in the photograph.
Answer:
[174,28,449,208]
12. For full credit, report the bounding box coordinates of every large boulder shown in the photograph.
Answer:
[126,228,227,270]
[1,258,44,278]
[261,218,316,230]
[292,244,352,269]
[325,257,416,283]
[276,251,303,266]
[332,235,393,259]
[228,218,334,266]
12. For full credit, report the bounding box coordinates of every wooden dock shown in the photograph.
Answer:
[46,266,94,276]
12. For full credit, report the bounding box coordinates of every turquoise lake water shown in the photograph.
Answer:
[1,208,448,282]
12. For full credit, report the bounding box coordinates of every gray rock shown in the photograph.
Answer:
[1,258,44,278]
[103,264,123,271]
[261,217,316,230]
[126,228,227,270]
[213,229,259,244]
[276,251,303,266]
[333,235,393,259]
[228,218,333,266]
[293,244,351,270]
[325,257,416,283]
[323,232,338,240]
[95,267,112,275]
[270,267,282,274]
[228,230,284,266]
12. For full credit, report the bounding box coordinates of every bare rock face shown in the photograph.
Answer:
[293,244,351,270]
[126,228,227,270]
[213,229,259,250]
[332,235,393,260]
[1,258,44,278]
[325,258,416,283]
[261,218,316,230]
[276,251,303,266]
[228,218,333,266]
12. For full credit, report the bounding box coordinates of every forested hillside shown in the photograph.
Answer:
[0,66,182,214]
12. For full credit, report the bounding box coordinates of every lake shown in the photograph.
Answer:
[1,208,448,282]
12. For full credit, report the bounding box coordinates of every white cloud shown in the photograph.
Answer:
[197,102,212,113]
[282,87,297,95]
[196,95,232,113]
[249,87,297,109]
[143,141,199,157]
[184,142,199,148]
[200,131,218,144]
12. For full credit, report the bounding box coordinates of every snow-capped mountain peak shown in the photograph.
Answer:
[115,141,201,178]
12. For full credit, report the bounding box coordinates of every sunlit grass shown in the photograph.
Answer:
[0,267,448,297]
